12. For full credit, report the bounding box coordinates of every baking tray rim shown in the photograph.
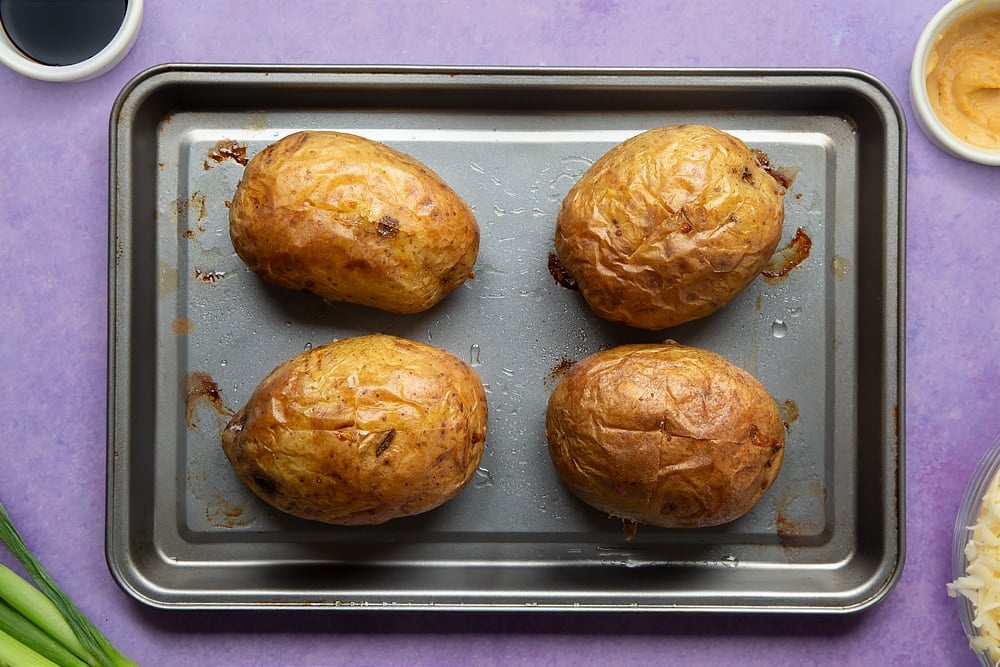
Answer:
[106,64,906,613]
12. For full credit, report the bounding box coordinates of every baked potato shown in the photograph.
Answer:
[229,130,479,314]
[554,124,785,330]
[221,334,488,525]
[545,341,784,529]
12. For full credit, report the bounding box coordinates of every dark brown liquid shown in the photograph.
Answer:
[762,227,812,280]
[0,0,127,66]
[547,252,579,290]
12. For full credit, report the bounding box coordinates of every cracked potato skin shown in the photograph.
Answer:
[221,334,488,525]
[545,341,784,528]
[555,124,785,330]
[229,131,479,314]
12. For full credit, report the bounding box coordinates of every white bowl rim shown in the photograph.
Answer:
[0,0,143,82]
[909,0,1000,166]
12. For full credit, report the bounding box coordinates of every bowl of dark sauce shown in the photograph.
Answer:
[0,0,142,81]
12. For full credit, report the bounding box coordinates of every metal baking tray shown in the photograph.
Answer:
[107,65,905,612]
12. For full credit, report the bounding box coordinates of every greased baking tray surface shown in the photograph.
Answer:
[107,66,904,611]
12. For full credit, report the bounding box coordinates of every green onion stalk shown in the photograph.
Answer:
[0,499,138,667]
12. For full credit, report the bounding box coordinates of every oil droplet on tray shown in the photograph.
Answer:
[831,255,851,279]
[721,554,739,568]
[475,467,494,488]
[771,319,788,338]
[470,344,482,366]
[158,261,179,298]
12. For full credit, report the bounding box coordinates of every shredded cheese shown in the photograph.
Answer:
[949,467,1000,665]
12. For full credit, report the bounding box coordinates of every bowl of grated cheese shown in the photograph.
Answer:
[949,434,1000,665]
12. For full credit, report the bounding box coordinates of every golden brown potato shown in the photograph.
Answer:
[229,131,479,314]
[555,124,785,330]
[221,334,488,525]
[545,341,784,529]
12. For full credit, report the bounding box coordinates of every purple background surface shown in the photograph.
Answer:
[0,1,997,665]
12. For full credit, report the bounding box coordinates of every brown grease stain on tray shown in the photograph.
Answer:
[194,269,226,285]
[204,139,249,169]
[205,494,253,528]
[176,193,206,236]
[545,355,577,388]
[191,191,207,223]
[547,252,578,290]
[778,399,799,432]
[751,149,800,190]
[172,317,195,335]
[774,477,827,549]
[768,165,800,191]
[185,370,233,430]
[762,227,812,281]
[186,463,255,529]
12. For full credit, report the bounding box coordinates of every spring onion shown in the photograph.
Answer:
[0,499,138,667]
[0,599,90,667]
[0,627,61,667]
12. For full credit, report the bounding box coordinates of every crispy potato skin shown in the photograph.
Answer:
[229,131,479,314]
[545,341,784,528]
[221,334,488,525]
[555,124,785,330]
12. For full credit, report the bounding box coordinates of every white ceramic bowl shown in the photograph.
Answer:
[910,0,1000,166]
[0,0,143,82]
